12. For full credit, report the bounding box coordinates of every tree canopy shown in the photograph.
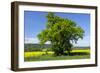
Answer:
[37,12,84,56]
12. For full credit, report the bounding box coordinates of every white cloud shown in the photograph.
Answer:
[25,37,51,44]
[25,38,39,44]
[73,35,90,47]
[45,41,51,44]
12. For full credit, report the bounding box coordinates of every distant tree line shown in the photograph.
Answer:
[24,44,51,52]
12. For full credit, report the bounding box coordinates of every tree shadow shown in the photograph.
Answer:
[63,52,90,56]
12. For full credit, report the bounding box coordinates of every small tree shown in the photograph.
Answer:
[37,12,84,56]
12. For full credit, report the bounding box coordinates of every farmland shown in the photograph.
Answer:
[24,46,90,61]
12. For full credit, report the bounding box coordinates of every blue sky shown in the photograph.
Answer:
[24,11,90,47]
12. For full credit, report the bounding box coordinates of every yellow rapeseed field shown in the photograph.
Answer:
[24,51,53,58]
[24,49,90,58]
[72,49,90,53]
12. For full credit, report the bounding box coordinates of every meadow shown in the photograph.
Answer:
[24,48,90,61]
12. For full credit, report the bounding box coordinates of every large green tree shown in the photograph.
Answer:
[37,12,84,56]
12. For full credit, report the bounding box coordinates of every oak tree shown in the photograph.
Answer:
[38,12,84,56]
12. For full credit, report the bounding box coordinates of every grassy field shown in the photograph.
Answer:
[24,49,90,62]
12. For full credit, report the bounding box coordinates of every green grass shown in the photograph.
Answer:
[24,55,90,61]
[24,49,90,62]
